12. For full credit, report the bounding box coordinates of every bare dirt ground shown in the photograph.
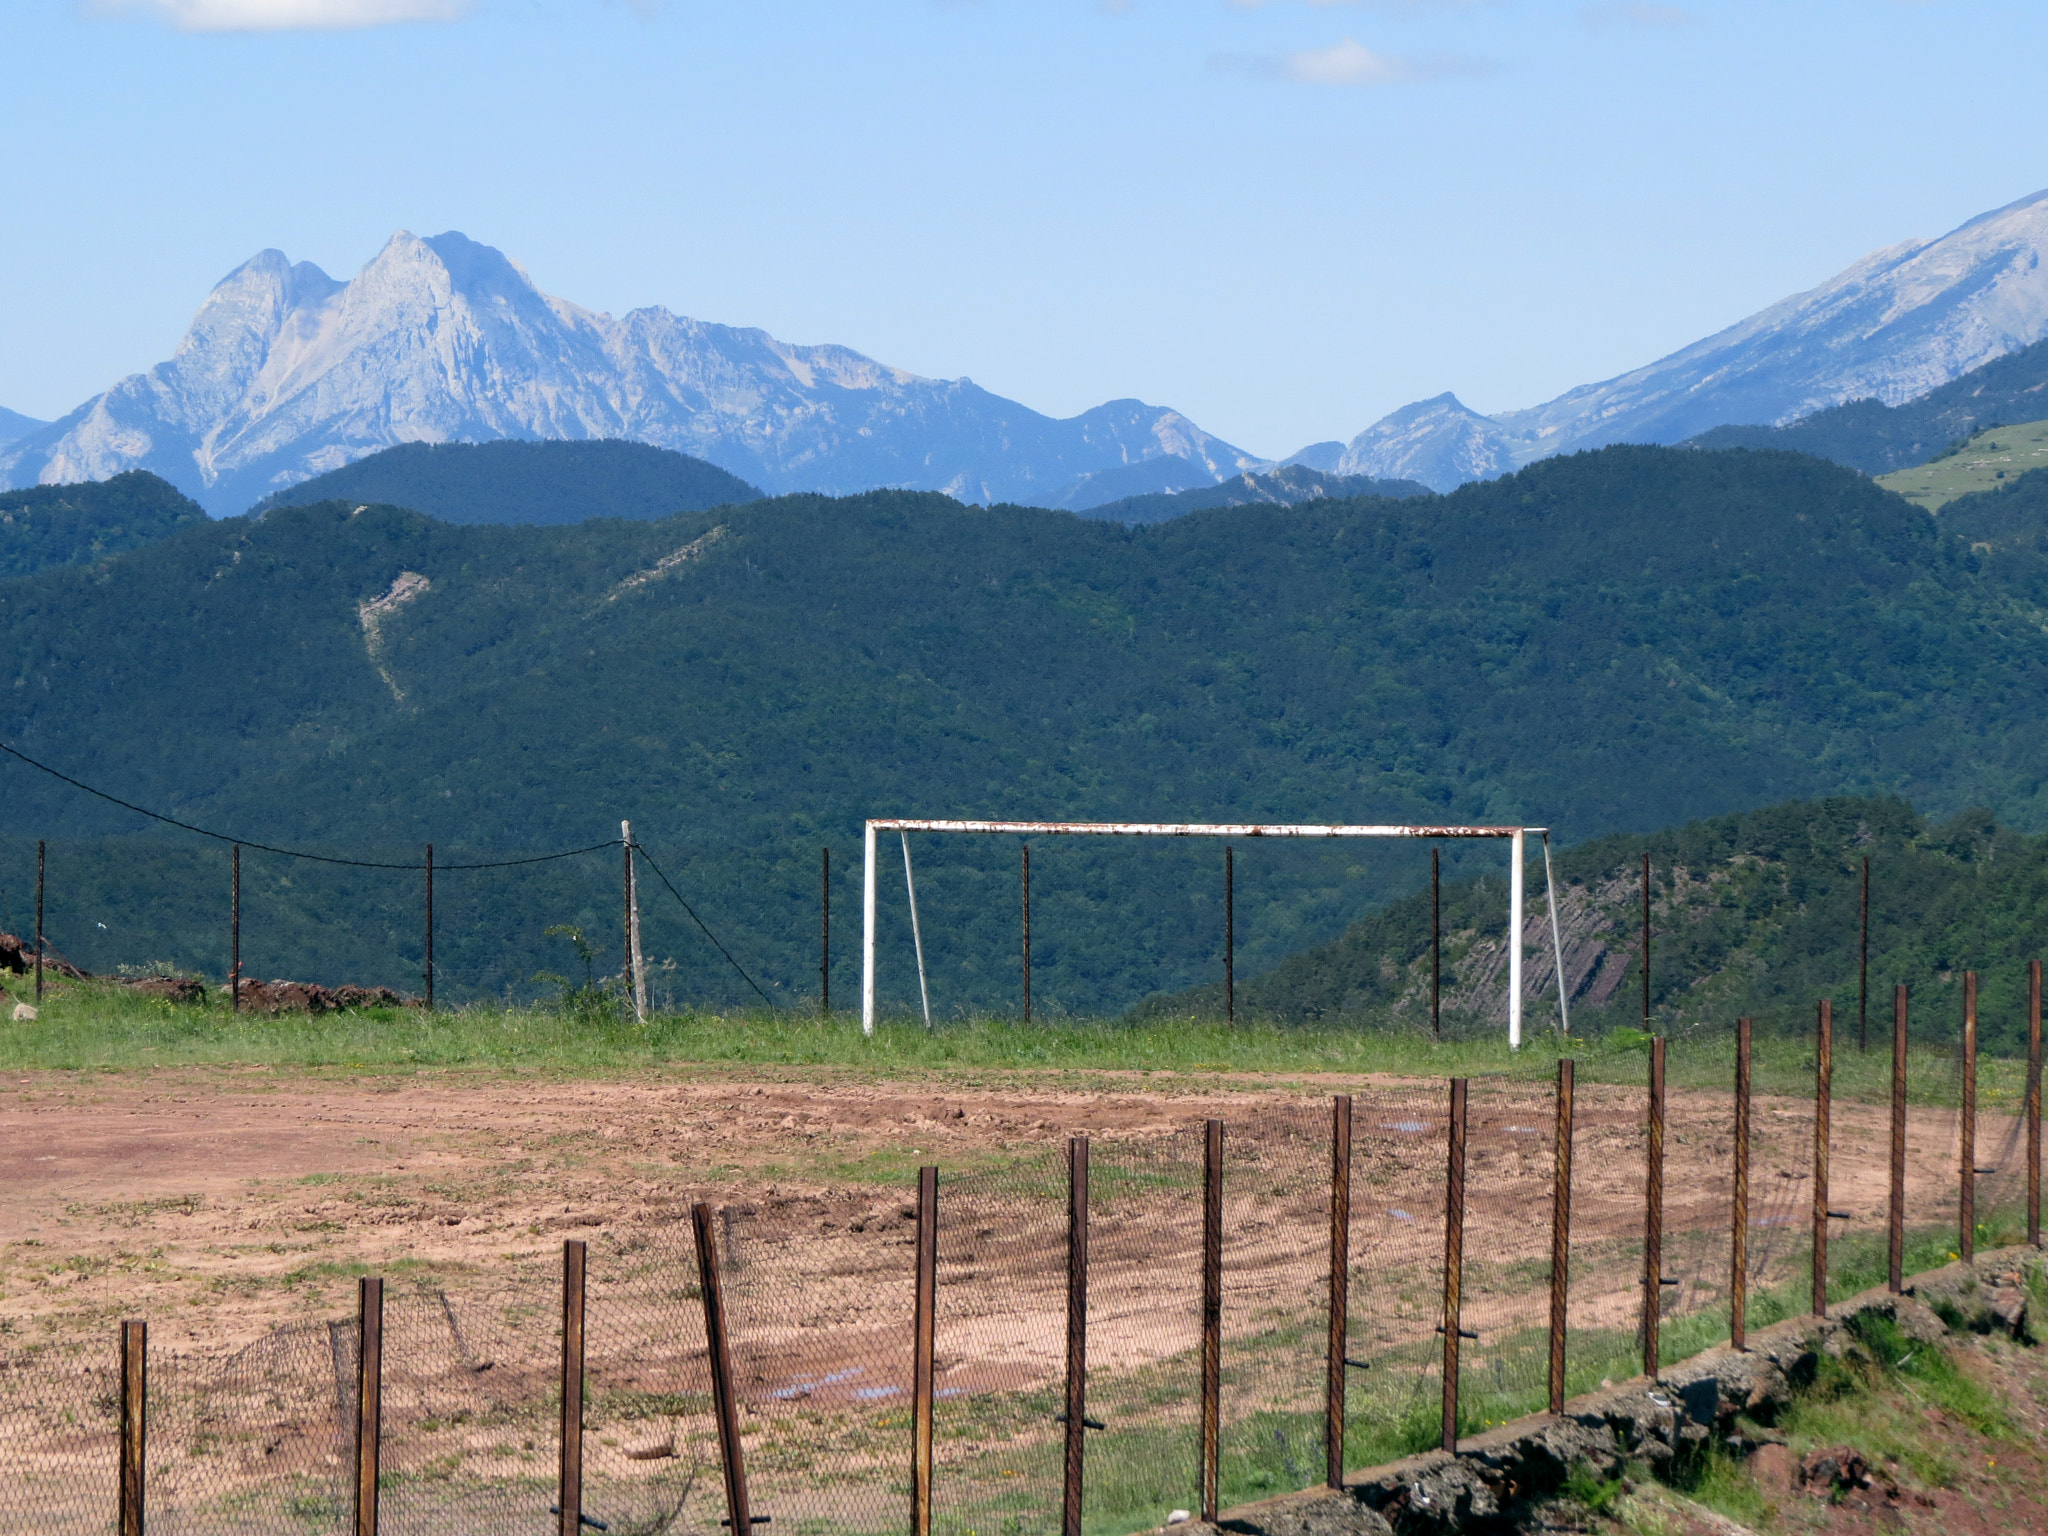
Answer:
[0,1065,1996,1357]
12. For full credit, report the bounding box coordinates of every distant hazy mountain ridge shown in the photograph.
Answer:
[0,231,1258,515]
[1337,188,2048,489]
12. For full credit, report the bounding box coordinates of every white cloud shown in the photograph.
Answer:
[1578,2,1693,30]
[1218,35,1493,86]
[98,0,472,32]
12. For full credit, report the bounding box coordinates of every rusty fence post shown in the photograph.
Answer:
[559,1240,587,1536]
[1549,1059,1574,1411]
[693,1202,754,1533]
[1891,986,1908,1292]
[1640,852,1651,1027]
[1440,1079,1468,1453]
[2030,960,2042,1249]
[912,1166,937,1536]
[1643,1037,1666,1379]
[1022,844,1031,1024]
[1813,1001,1833,1317]
[1201,1119,1224,1522]
[1732,1020,1751,1348]
[820,847,830,1017]
[120,1319,145,1536]
[1859,857,1870,1053]
[423,844,435,1011]
[34,838,44,1004]
[1431,847,1441,1039]
[230,843,241,1013]
[1063,1137,1090,1536]
[355,1277,383,1536]
[1962,972,1978,1262]
[1224,847,1234,1025]
[1327,1094,1352,1487]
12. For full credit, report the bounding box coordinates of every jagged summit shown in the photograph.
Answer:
[1,231,1257,514]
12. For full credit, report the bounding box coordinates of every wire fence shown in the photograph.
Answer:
[4,1039,2039,1536]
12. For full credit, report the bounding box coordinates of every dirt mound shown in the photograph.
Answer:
[121,976,206,1003]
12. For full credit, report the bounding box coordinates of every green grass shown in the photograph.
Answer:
[1876,417,2048,510]
[0,979,2033,1108]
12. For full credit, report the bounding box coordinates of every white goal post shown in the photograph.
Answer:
[860,819,1569,1045]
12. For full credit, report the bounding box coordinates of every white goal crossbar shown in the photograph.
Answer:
[860,819,1568,1045]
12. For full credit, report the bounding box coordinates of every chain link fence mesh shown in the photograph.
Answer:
[0,1062,2038,1536]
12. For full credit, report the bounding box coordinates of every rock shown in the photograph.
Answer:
[11,1002,35,1021]
[622,1432,675,1461]
[1799,1445,1868,1492]
[235,978,413,1014]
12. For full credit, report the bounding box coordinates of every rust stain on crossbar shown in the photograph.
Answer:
[869,819,1541,837]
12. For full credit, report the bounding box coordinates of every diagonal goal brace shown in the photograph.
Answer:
[859,819,1566,1046]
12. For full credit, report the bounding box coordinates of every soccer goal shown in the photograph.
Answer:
[860,819,1569,1045]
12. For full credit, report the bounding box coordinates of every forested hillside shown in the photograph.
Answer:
[0,471,205,580]
[249,439,761,523]
[1684,336,2048,473]
[8,444,2048,1012]
[1144,796,2048,1053]
[1075,464,1431,524]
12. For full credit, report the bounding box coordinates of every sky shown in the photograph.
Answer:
[3,1,2047,459]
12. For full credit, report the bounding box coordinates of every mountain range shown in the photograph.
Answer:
[10,189,2048,509]
[0,232,1261,516]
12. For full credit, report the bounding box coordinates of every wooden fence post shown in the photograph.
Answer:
[1732,1020,1750,1348]
[1202,1119,1224,1521]
[559,1240,586,1536]
[1063,1137,1089,1536]
[1441,1079,1468,1453]
[912,1166,937,1536]
[120,1319,146,1536]
[1643,1037,1665,1379]
[355,1277,383,1536]
[1327,1094,1352,1486]
[693,1203,753,1533]
[1549,1059,1574,1410]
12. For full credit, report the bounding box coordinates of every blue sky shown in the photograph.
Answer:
[3,0,2045,458]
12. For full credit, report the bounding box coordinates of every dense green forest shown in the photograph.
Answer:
[1142,796,2048,1054]
[1076,464,1431,525]
[9,444,2048,1010]
[0,470,205,580]
[250,439,762,523]
[1684,336,2048,473]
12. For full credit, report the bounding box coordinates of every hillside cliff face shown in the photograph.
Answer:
[0,232,1257,514]
[1341,189,2048,488]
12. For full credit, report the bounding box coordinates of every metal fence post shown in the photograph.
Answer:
[1813,1000,1832,1317]
[1327,1093,1352,1487]
[34,838,44,1003]
[912,1166,937,1536]
[423,844,435,1011]
[355,1277,383,1536]
[1640,852,1651,1026]
[1440,1079,1468,1453]
[1891,986,1908,1291]
[1431,847,1441,1039]
[1064,1137,1089,1536]
[1549,1058,1574,1411]
[1643,1036,1665,1379]
[1224,847,1234,1025]
[1962,972,1977,1263]
[559,1240,586,1536]
[693,1202,753,1533]
[230,843,241,1013]
[820,847,830,1017]
[2030,960,2042,1249]
[120,1319,145,1536]
[1022,844,1031,1024]
[1732,1019,1750,1348]
[1859,857,1870,1052]
[1201,1119,1224,1521]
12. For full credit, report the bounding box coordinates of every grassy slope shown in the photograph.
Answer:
[1876,421,2048,510]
